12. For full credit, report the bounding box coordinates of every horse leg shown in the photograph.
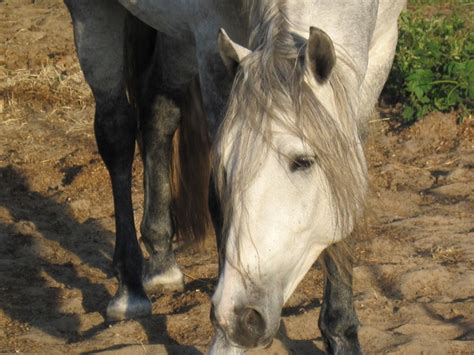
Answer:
[139,35,213,292]
[139,94,184,293]
[65,0,151,320]
[318,247,362,355]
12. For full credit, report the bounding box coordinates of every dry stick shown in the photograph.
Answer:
[182,271,210,285]
[139,341,147,354]
[369,117,391,123]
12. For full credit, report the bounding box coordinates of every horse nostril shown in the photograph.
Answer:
[236,307,266,346]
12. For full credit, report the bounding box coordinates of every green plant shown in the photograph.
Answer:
[383,5,473,123]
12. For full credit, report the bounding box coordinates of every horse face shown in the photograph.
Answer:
[211,128,340,349]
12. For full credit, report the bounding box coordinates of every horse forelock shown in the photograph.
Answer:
[214,0,367,262]
[241,0,294,52]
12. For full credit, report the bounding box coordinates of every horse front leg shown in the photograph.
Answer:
[319,245,362,355]
[96,96,152,321]
[65,0,151,321]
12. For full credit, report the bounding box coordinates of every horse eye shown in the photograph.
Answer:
[289,156,315,172]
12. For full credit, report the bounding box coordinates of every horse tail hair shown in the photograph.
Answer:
[170,78,214,247]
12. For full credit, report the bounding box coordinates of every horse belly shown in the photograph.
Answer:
[118,0,194,40]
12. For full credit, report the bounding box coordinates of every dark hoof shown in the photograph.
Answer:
[143,260,185,293]
[106,287,152,321]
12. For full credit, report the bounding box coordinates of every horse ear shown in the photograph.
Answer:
[218,28,251,76]
[305,27,336,83]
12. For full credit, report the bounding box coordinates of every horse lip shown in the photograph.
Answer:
[217,324,273,351]
[225,336,271,351]
[227,325,275,350]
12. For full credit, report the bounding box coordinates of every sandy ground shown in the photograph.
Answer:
[1,1,473,354]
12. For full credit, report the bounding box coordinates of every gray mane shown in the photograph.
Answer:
[214,0,368,241]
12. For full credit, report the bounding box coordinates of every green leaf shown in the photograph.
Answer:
[382,7,472,123]
[403,106,415,121]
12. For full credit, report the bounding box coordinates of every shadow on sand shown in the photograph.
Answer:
[0,166,201,353]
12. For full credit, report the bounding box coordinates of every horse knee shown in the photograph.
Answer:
[150,96,181,135]
[140,217,173,248]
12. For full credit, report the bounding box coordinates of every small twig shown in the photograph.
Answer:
[182,271,199,281]
[182,272,209,285]
[139,341,147,354]
[0,118,20,125]
[369,117,391,124]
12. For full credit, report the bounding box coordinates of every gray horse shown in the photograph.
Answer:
[65,0,406,353]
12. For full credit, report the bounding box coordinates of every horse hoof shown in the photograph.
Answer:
[106,288,152,321]
[143,263,185,293]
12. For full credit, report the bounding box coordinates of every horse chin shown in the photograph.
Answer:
[208,329,245,355]
[208,327,275,354]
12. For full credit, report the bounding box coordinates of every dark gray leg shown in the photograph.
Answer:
[319,248,362,355]
[65,0,151,320]
[97,95,151,321]
[139,95,184,293]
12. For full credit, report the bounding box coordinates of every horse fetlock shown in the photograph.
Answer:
[323,334,363,355]
[321,324,362,355]
[143,256,185,293]
[106,287,152,321]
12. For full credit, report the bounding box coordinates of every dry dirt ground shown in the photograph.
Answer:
[1,1,473,354]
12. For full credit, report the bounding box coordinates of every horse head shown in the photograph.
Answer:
[210,26,367,351]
